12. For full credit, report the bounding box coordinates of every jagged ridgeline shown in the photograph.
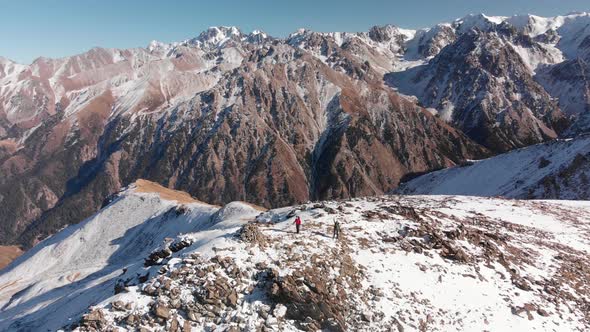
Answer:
[1,12,590,248]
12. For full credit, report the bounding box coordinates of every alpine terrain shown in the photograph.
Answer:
[2,12,590,249]
[1,26,487,249]
[0,180,588,331]
[1,10,590,331]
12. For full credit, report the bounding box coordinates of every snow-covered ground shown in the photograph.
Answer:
[396,136,590,199]
[0,180,589,331]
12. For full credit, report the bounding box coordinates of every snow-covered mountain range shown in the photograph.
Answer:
[1,12,590,251]
[1,180,589,331]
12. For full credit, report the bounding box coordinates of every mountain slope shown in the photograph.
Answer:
[0,181,589,331]
[0,180,239,330]
[396,136,590,199]
[387,23,567,152]
[0,27,487,248]
[4,12,590,249]
[383,13,590,147]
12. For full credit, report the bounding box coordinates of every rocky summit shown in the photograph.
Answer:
[0,180,588,331]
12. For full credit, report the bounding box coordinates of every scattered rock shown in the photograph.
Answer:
[170,239,193,252]
[80,309,107,330]
[227,290,238,307]
[153,303,171,320]
[111,300,126,311]
[125,313,139,326]
[238,223,268,247]
[537,308,550,317]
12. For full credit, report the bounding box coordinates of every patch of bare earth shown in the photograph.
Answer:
[0,246,23,270]
[133,179,216,205]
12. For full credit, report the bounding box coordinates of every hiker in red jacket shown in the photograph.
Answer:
[294,216,302,234]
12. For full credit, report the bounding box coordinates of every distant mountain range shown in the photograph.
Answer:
[1,12,590,248]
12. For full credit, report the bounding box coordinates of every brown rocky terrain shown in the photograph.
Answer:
[3,13,590,250]
[0,246,22,270]
[0,30,488,249]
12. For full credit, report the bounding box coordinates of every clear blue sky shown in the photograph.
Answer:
[1,0,588,64]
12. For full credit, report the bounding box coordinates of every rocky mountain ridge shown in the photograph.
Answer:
[2,12,590,248]
[0,180,588,331]
[0,20,488,248]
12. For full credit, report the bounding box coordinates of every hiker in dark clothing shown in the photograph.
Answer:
[333,219,341,239]
[294,216,302,234]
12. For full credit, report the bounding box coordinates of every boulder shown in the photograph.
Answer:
[153,303,171,320]
[80,308,108,330]
[111,300,126,311]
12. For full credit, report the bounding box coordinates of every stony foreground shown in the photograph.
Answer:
[0,182,589,331]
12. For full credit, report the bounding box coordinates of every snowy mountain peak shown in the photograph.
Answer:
[191,26,245,48]
[246,29,271,43]
[288,28,311,38]
[147,39,170,53]
[249,29,267,37]
[565,11,590,16]
[206,25,242,38]
[368,24,416,43]
[453,13,506,33]
[0,56,14,65]
[0,56,26,79]
[285,28,320,47]
[147,26,251,54]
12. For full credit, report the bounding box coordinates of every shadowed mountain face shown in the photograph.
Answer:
[384,13,590,152]
[0,35,487,247]
[386,25,569,152]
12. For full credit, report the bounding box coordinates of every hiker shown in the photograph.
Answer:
[333,219,341,239]
[294,216,302,234]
